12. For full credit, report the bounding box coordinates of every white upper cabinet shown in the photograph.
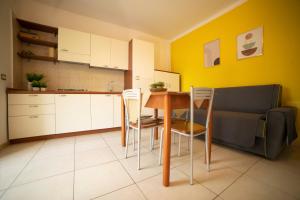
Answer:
[90,35,128,70]
[90,34,111,68]
[110,39,128,70]
[58,27,90,64]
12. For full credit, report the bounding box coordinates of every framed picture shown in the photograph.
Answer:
[204,39,220,67]
[237,26,263,59]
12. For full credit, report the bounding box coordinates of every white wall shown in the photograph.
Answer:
[13,0,171,70]
[0,0,13,146]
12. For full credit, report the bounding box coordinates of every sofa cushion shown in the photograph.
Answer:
[213,85,281,114]
[213,111,266,147]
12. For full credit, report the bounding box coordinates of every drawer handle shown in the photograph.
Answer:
[28,94,38,97]
[61,49,68,52]
[113,66,118,69]
[29,105,39,108]
[105,94,111,96]
[60,94,67,97]
[29,115,38,119]
[135,76,140,80]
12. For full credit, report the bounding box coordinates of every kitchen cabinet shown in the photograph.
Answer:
[55,94,91,133]
[8,94,55,139]
[154,70,180,92]
[58,27,90,64]
[90,34,111,68]
[113,95,121,127]
[91,94,114,129]
[90,35,128,70]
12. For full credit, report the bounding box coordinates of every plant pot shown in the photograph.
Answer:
[27,82,32,91]
[40,87,47,92]
[32,87,40,91]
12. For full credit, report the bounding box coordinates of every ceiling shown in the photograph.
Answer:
[34,0,245,40]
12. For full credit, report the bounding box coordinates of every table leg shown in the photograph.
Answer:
[163,95,171,186]
[121,96,126,147]
[154,109,158,140]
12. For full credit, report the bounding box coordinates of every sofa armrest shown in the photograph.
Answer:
[266,107,298,159]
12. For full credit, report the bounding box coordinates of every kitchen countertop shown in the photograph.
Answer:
[6,88,122,94]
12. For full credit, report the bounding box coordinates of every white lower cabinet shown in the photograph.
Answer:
[91,94,114,129]
[9,115,55,139]
[55,94,91,133]
[113,95,121,127]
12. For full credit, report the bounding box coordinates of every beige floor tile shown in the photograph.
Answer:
[120,152,162,182]
[75,135,107,152]
[74,161,133,200]
[75,147,117,170]
[209,146,261,172]
[94,184,145,200]
[1,172,73,200]
[220,175,296,200]
[246,159,300,198]
[13,154,74,186]
[35,142,74,159]
[214,197,224,200]
[177,157,241,194]
[138,169,216,200]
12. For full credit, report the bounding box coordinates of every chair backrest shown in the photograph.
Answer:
[190,87,215,134]
[122,89,142,127]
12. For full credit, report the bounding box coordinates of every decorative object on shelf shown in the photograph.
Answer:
[31,80,40,91]
[150,82,167,92]
[237,26,263,59]
[204,39,220,67]
[19,50,35,57]
[40,82,48,91]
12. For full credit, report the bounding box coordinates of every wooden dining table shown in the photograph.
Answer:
[120,91,212,187]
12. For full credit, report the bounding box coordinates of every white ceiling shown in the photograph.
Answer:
[34,0,246,40]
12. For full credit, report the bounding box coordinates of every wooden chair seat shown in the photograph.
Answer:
[171,119,206,135]
[130,118,163,129]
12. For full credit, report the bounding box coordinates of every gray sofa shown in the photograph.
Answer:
[194,84,297,159]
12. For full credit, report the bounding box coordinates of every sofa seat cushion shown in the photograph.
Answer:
[213,111,266,148]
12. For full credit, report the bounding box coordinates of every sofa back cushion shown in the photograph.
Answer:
[213,84,281,114]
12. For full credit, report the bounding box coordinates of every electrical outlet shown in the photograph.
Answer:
[1,73,7,80]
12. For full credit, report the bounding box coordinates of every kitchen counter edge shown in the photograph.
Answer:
[6,88,122,95]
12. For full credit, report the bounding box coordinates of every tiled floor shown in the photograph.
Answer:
[0,129,299,200]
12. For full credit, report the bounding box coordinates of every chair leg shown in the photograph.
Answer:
[178,134,181,156]
[190,135,194,185]
[158,128,164,165]
[205,131,210,171]
[125,126,130,158]
[187,137,190,152]
[133,129,136,151]
[137,128,141,170]
[173,132,176,144]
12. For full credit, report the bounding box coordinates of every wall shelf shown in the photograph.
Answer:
[18,34,58,48]
[18,52,57,62]
[17,18,58,34]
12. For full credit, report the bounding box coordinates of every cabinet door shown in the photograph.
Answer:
[55,94,91,133]
[91,94,114,129]
[132,39,154,79]
[9,115,55,139]
[90,34,111,68]
[110,39,128,70]
[113,95,121,127]
[8,94,54,105]
[168,73,180,92]
[58,27,90,63]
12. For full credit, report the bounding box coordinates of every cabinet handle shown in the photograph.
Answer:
[103,65,108,68]
[29,115,38,119]
[135,76,140,80]
[105,94,111,96]
[60,94,67,97]
[113,66,118,69]
[29,105,39,108]
[61,49,68,52]
[28,94,38,97]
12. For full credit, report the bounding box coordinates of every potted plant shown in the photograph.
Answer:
[150,82,166,92]
[31,80,40,91]
[26,73,35,90]
[40,82,48,91]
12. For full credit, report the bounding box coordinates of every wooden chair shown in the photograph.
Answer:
[123,89,163,170]
[158,87,214,184]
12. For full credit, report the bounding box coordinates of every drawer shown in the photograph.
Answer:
[8,104,55,116]
[9,115,55,139]
[8,94,55,105]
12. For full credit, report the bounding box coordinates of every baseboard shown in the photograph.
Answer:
[9,127,121,144]
[0,142,9,150]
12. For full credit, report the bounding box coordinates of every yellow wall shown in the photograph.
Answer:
[171,0,300,130]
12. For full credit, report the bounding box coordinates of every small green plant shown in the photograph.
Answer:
[26,73,44,82]
[150,82,165,89]
[39,82,47,88]
[31,80,40,88]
